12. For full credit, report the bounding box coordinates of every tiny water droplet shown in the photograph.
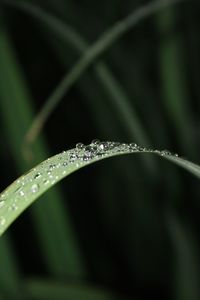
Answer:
[0,200,5,209]
[76,143,85,150]
[49,164,56,171]
[91,139,100,145]
[130,143,138,150]
[69,153,78,162]
[31,183,39,193]
[0,217,6,226]
[9,203,18,211]
[34,172,41,179]
[43,179,49,185]
[160,150,171,156]
[19,191,25,197]
[99,143,105,150]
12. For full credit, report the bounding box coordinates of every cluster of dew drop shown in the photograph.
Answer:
[0,140,177,232]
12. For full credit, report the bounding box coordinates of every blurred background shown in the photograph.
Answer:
[0,0,200,299]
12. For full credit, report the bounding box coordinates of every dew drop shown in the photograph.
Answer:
[69,153,78,162]
[34,172,41,179]
[0,217,6,226]
[9,203,18,211]
[49,164,56,171]
[91,139,100,145]
[160,150,171,156]
[0,200,5,209]
[43,179,49,185]
[130,143,138,150]
[19,191,25,197]
[99,143,105,150]
[76,143,85,150]
[31,183,39,193]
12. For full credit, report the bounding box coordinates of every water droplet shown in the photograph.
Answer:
[91,139,100,145]
[0,217,6,226]
[49,164,56,171]
[130,143,138,150]
[34,172,41,179]
[99,143,105,150]
[9,203,18,211]
[31,184,39,193]
[69,153,78,162]
[76,143,85,150]
[160,150,171,156]
[19,190,25,197]
[43,179,49,185]
[0,200,5,209]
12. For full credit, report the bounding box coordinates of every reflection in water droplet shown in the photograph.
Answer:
[31,184,39,193]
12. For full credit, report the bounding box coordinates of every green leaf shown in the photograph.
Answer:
[0,140,200,236]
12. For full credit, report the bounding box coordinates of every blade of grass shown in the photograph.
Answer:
[0,141,200,236]
[0,0,184,145]
[26,278,131,300]
[0,25,86,278]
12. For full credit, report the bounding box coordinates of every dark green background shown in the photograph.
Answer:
[0,0,200,299]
